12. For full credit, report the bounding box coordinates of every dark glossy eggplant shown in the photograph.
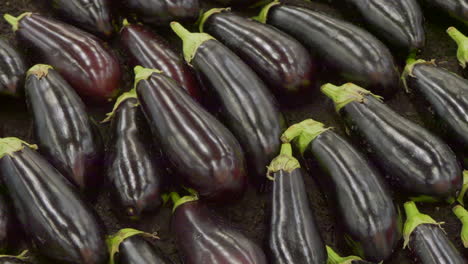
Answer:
[402,59,468,168]
[25,65,104,191]
[266,143,326,264]
[171,23,284,183]
[51,0,113,37]
[0,138,107,264]
[122,0,199,26]
[134,66,246,202]
[322,83,463,198]
[120,20,200,100]
[0,39,26,96]
[281,119,400,262]
[326,246,374,264]
[403,201,464,264]
[425,0,468,23]
[4,12,121,101]
[342,0,425,53]
[200,9,315,96]
[448,26,468,73]
[0,195,10,252]
[453,205,468,248]
[104,95,163,218]
[170,192,267,264]
[257,2,399,97]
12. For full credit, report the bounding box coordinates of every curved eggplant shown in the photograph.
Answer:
[134,67,246,202]
[122,0,199,27]
[119,235,169,264]
[3,12,121,101]
[200,9,315,96]
[257,2,399,97]
[321,83,462,198]
[343,0,425,52]
[170,192,267,264]
[402,59,468,168]
[403,201,464,264]
[326,246,374,264]
[266,143,326,264]
[25,65,104,191]
[120,20,200,100]
[104,96,163,218]
[50,0,113,37]
[281,119,400,262]
[0,39,26,96]
[0,138,107,264]
[0,195,10,252]
[425,0,468,23]
[171,23,284,183]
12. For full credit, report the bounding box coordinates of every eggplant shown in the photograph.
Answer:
[0,39,26,96]
[424,0,468,24]
[171,23,284,183]
[321,83,462,198]
[24,65,104,191]
[0,195,10,252]
[104,95,163,218]
[256,2,399,97]
[133,66,246,202]
[0,138,107,264]
[170,191,267,264]
[3,12,121,101]
[402,59,468,168]
[448,26,468,73]
[342,0,425,53]
[122,0,199,27]
[281,119,400,261]
[453,205,468,248]
[119,20,200,100]
[326,246,374,264]
[403,201,464,264]
[266,143,326,264]
[50,0,113,37]
[199,9,315,96]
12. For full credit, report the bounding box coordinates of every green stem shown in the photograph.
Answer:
[279,142,292,156]
[453,205,468,248]
[326,246,361,264]
[27,64,53,79]
[106,228,158,264]
[170,191,198,213]
[0,137,38,159]
[3,12,31,32]
[254,1,280,23]
[122,18,130,27]
[101,89,138,123]
[170,22,214,64]
[0,250,29,260]
[457,171,468,206]
[447,27,467,46]
[403,201,440,248]
[280,119,330,155]
[321,83,383,113]
[198,8,227,33]
[266,143,300,181]
[447,27,468,68]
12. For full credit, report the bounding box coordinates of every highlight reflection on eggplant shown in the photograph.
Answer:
[0,39,26,96]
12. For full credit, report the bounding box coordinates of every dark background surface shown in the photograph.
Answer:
[0,0,466,263]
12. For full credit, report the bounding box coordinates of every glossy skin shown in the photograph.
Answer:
[308,130,399,262]
[425,0,468,22]
[0,147,107,264]
[119,235,169,264]
[342,96,462,197]
[0,259,29,264]
[344,0,425,52]
[15,13,121,101]
[172,200,267,264]
[120,23,200,100]
[25,68,104,191]
[204,12,315,95]
[269,169,326,264]
[106,98,163,218]
[51,0,113,37]
[123,0,199,26]
[410,224,464,264]
[137,73,246,202]
[0,39,26,95]
[193,40,283,182]
[266,5,399,97]
[0,196,9,251]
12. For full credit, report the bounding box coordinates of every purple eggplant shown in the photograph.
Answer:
[0,39,26,96]
[321,83,462,198]
[171,22,284,184]
[170,191,267,264]
[199,9,315,96]
[134,66,246,202]
[0,195,10,252]
[257,2,399,97]
[3,12,121,101]
[50,0,114,37]
[424,0,468,23]
[120,20,200,100]
[122,0,199,27]
[0,138,107,264]
[104,95,164,219]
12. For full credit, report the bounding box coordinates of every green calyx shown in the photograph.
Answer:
[281,119,330,155]
[326,246,362,264]
[133,65,163,90]
[321,83,383,113]
[409,195,441,203]
[0,137,37,159]
[254,1,280,23]
[170,191,199,213]
[457,171,468,206]
[401,58,436,93]
[27,64,53,79]
[403,201,442,248]
[3,12,32,32]
[453,205,468,248]
[199,8,229,33]
[101,89,138,123]
[106,228,158,264]
[447,27,468,69]
[170,22,214,64]
[122,18,130,27]
[266,143,300,181]
[0,250,29,261]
